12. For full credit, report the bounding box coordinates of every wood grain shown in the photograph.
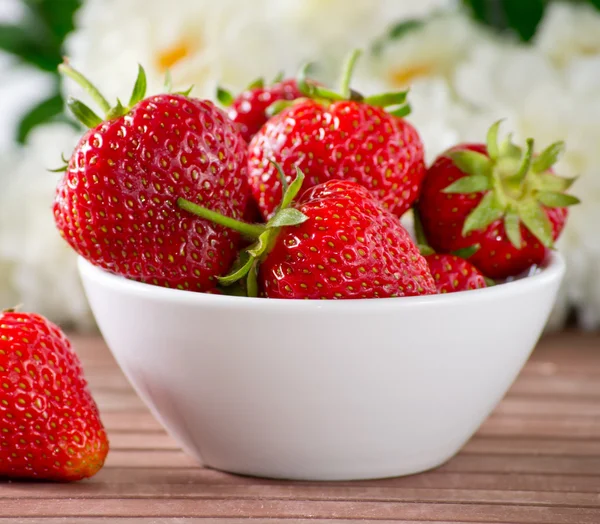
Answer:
[1,331,599,522]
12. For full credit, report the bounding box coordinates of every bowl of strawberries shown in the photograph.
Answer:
[53,52,574,480]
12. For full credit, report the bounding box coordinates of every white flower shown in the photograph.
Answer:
[0,123,95,331]
[535,1,600,67]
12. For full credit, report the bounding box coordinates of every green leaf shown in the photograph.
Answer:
[412,208,428,246]
[216,86,234,106]
[0,23,60,71]
[269,160,289,195]
[387,104,411,118]
[267,208,308,229]
[24,0,82,44]
[532,141,565,173]
[128,65,147,107]
[297,62,317,97]
[462,191,505,236]
[537,191,580,208]
[504,209,522,249]
[484,277,496,287]
[537,173,577,192]
[503,0,546,42]
[16,92,64,143]
[247,77,264,90]
[518,200,554,248]
[67,98,102,128]
[266,99,294,118]
[486,120,503,161]
[218,251,253,286]
[364,90,408,108]
[451,244,480,259]
[272,71,284,84]
[512,138,534,183]
[280,167,305,210]
[418,244,435,256]
[448,150,492,178]
[247,261,259,298]
[175,85,194,97]
[442,175,491,194]
[388,18,424,39]
[106,98,127,120]
[164,69,173,92]
[248,230,272,258]
[499,133,522,160]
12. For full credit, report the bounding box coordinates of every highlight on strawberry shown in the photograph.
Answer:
[247,49,426,220]
[177,163,436,299]
[53,61,251,292]
[416,121,579,280]
[0,309,108,481]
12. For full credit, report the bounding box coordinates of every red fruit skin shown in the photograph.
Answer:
[259,180,436,299]
[228,79,304,142]
[0,312,108,481]
[248,99,426,220]
[425,254,487,294]
[417,144,568,279]
[54,94,250,292]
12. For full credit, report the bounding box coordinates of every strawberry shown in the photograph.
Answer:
[425,254,487,294]
[247,50,425,220]
[0,310,108,481]
[217,77,305,143]
[178,167,436,299]
[53,62,250,291]
[416,122,579,279]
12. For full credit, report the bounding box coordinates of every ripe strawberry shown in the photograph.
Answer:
[54,62,250,291]
[247,50,425,220]
[416,122,579,279]
[425,254,487,294]
[0,310,108,481]
[218,77,305,143]
[178,169,436,299]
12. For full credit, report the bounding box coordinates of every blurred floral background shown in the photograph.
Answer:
[0,0,599,331]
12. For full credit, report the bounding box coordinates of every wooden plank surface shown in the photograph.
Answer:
[1,330,599,523]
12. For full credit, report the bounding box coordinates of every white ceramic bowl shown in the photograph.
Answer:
[78,253,565,481]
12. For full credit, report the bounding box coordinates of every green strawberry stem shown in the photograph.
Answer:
[176,200,266,238]
[339,49,361,99]
[59,61,111,114]
[178,165,308,295]
[60,60,149,127]
[294,49,411,117]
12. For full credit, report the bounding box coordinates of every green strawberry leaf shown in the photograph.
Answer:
[271,71,284,84]
[364,90,408,108]
[248,230,272,258]
[267,208,308,228]
[537,172,577,192]
[67,98,102,128]
[247,77,265,90]
[247,261,259,298]
[279,166,305,209]
[451,244,480,259]
[537,191,580,208]
[418,244,435,256]
[387,103,411,118]
[504,209,522,249]
[532,141,565,173]
[462,191,505,235]
[216,86,234,106]
[512,138,535,183]
[442,174,490,194]
[218,251,253,286]
[518,200,554,248]
[128,64,147,107]
[448,150,492,178]
[486,119,502,161]
[499,133,522,160]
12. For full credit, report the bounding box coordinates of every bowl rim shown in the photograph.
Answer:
[78,252,565,310]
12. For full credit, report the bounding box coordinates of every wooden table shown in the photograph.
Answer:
[1,331,599,523]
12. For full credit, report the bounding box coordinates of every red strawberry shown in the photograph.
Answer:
[247,50,425,220]
[218,78,305,143]
[416,122,579,279]
[54,62,250,291]
[0,310,108,481]
[178,169,436,299]
[425,254,487,294]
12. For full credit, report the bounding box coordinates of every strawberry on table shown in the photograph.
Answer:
[416,121,579,279]
[178,166,436,299]
[217,76,306,143]
[247,50,426,220]
[0,310,108,481]
[53,62,250,292]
